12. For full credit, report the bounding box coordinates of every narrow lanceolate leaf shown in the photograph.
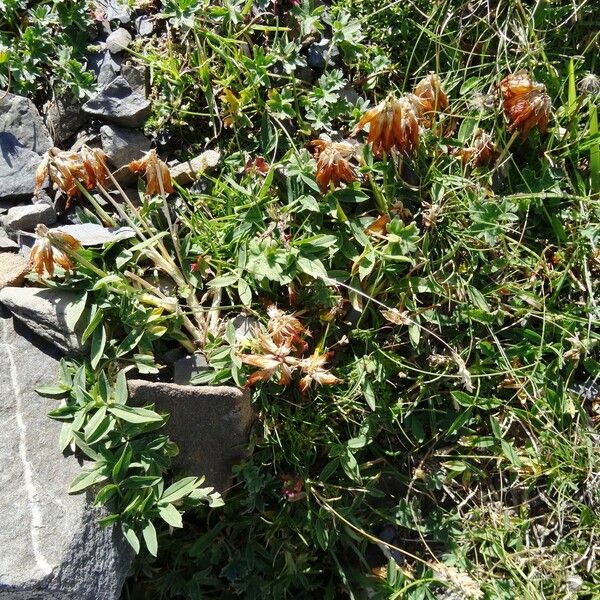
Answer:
[108,405,164,424]
[142,521,158,557]
[64,292,88,332]
[69,468,109,493]
[159,503,183,528]
[159,476,199,505]
[122,523,140,554]
[113,370,128,404]
[90,324,107,369]
[590,104,600,195]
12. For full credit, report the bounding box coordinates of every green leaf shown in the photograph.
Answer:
[81,306,103,342]
[69,468,109,493]
[237,278,252,307]
[159,476,199,505]
[297,256,328,279]
[159,503,183,528]
[501,439,521,468]
[590,104,600,195]
[207,274,239,288]
[113,370,128,404]
[109,405,163,424]
[142,520,158,557]
[36,384,70,397]
[122,523,140,554]
[64,292,87,332]
[90,325,106,369]
[84,409,114,444]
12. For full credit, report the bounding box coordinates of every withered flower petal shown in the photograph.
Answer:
[30,224,81,277]
[354,96,420,157]
[413,73,449,126]
[128,149,174,196]
[297,351,340,392]
[500,71,551,140]
[308,139,358,192]
[456,129,497,167]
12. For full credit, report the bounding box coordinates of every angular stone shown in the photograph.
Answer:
[307,39,340,70]
[3,203,56,232]
[127,380,254,492]
[0,313,131,599]
[106,28,132,53]
[95,0,132,23]
[170,150,221,185]
[43,94,86,146]
[135,15,154,36]
[0,234,19,251]
[173,353,209,385]
[0,253,29,289]
[121,63,148,97]
[100,124,151,169]
[0,287,87,356]
[0,134,42,201]
[0,93,53,155]
[83,77,151,128]
[87,51,122,89]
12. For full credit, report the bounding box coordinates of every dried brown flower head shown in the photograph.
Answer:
[266,304,307,351]
[413,73,449,126]
[239,332,299,387]
[354,96,420,157]
[579,73,600,97]
[128,149,174,196]
[297,350,340,393]
[500,71,551,140]
[456,129,497,167]
[309,139,358,192]
[80,145,109,190]
[30,224,81,277]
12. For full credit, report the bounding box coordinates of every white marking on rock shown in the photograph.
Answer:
[1,318,53,576]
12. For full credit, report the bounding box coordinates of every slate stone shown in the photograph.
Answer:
[0,93,53,155]
[94,0,132,23]
[128,380,254,492]
[121,63,148,97]
[3,203,56,232]
[87,51,122,89]
[100,124,151,169]
[0,254,29,289]
[106,28,132,53]
[0,313,131,599]
[339,86,360,106]
[173,353,209,385]
[307,39,340,70]
[0,134,42,201]
[135,15,154,36]
[43,94,86,146]
[0,235,19,251]
[295,65,316,84]
[0,287,87,356]
[170,150,221,185]
[83,77,150,127]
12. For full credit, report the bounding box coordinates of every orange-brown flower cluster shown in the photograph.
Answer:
[308,139,358,192]
[456,129,497,167]
[128,149,174,196]
[353,74,448,157]
[35,145,109,205]
[413,73,449,126]
[500,71,551,140]
[30,224,81,277]
[238,305,340,392]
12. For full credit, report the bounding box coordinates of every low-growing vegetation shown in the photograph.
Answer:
[7,0,600,597]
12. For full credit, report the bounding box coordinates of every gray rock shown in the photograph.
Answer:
[121,63,148,97]
[295,65,316,84]
[43,94,86,146]
[135,15,154,36]
[0,134,43,202]
[173,353,209,385]
[338,86,360,106]
[94,0,131,23]
[307,39,340,70]
[87,51,122,89]
[128,380,254,492]
[3,203,56,232]
[0,287,87,356]
[0,93,53,155]
[83,77,151,128]
[230,314,259,342]
[0,254,29,289]
[0,235,19,251]
[170,150,221,185]
[106,28,132,53]
[100,125,151,169]
[0,313,131,599]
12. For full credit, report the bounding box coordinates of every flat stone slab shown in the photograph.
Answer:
[0,313,130,599]
[0,253,29,289]
[128,380,254,492]
[0,288,87,356]
[0,94,53,155]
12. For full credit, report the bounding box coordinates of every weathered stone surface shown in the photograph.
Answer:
[3,203,56,232]
[0,235,19,251]
[121,63,147,97]
[128,380,254,492]
[100,124,151,168]
[0,287,87,356]
[94,0,132,23]
[83,77,151,128]
[0,313,131,599]
[0,134,43,202]
[230,314,259,341]
[106,28,132,53]
[170,150,221,185]
[307,39,339,70]
[0,94,53,155]
[0,254,29,289]
[173,353,209,385]
[135,15,154,36]
[43,94,86,146]
[87,51,122,89]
